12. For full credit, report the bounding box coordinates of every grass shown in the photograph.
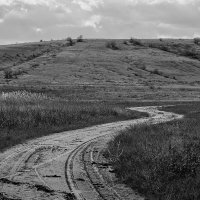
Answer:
[160,103,200,119]
[2,39,200,101]
[0,90,147,152]
[147,41,200,60]
[105,103,200,200]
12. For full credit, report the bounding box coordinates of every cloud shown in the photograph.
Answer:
[83,15,102,28]
[0,0,200,44]
[72,0,103,11]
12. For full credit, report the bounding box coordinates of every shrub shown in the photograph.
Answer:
[4,68,27,79]
[106,40,119,50]
[160,46,169,51]
[129,38,143,46]
[123,40,128,45]
[4,69,14,79]
[194,38,200,45]
[182,47,199,59]
[77,35,83,42]
[152,69,162,75]
[148,43,156,48]
[66,37,74,46]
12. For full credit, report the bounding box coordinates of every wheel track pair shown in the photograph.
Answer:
[65,134,122,200]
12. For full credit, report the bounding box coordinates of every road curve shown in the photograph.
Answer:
[0,106,183,200]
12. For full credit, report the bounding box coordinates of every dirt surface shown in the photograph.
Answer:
[0,106,183,200]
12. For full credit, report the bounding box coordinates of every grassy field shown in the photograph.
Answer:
[0,90,147,152]
[1,39,200,101]
[160,103,200,119]
[1,38,200,198]
[105,103,200,200]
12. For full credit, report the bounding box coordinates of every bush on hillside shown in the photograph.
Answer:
[123,40,128,45]
[77,35,83,42]
[194,38,200,45]
[4,69,14,79]
[106,40,119,50]
[182,47,199,59]
[129,38,143,46]
[66,37,74,46]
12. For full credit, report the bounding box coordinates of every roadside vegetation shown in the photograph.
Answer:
[0,91,146,152]
[106,103,200,200]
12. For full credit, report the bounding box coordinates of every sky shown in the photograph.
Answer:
[0,0,200,44]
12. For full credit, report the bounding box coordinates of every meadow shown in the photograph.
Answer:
[105,103,200,200]
[1,38,200,199]
[0,90,146,151]
[1,38,200,101]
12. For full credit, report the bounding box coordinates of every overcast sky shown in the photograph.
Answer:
[0,0,200,44]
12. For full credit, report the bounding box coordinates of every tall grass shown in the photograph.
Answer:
[106,117,200,200]
[0,91,145,151]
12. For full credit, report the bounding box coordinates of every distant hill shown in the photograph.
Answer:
[1,39,200,101]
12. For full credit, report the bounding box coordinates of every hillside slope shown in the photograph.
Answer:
[1,39,200,101]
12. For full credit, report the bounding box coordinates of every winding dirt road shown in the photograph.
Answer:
[0,106,183,200]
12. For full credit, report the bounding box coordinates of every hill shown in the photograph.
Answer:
[1,39,200,101]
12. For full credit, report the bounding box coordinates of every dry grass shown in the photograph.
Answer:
[1,39,200,101]
[0,91,145,151]
[105,104,200,200]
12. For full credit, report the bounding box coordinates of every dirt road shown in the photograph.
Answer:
[0,106,183,200]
